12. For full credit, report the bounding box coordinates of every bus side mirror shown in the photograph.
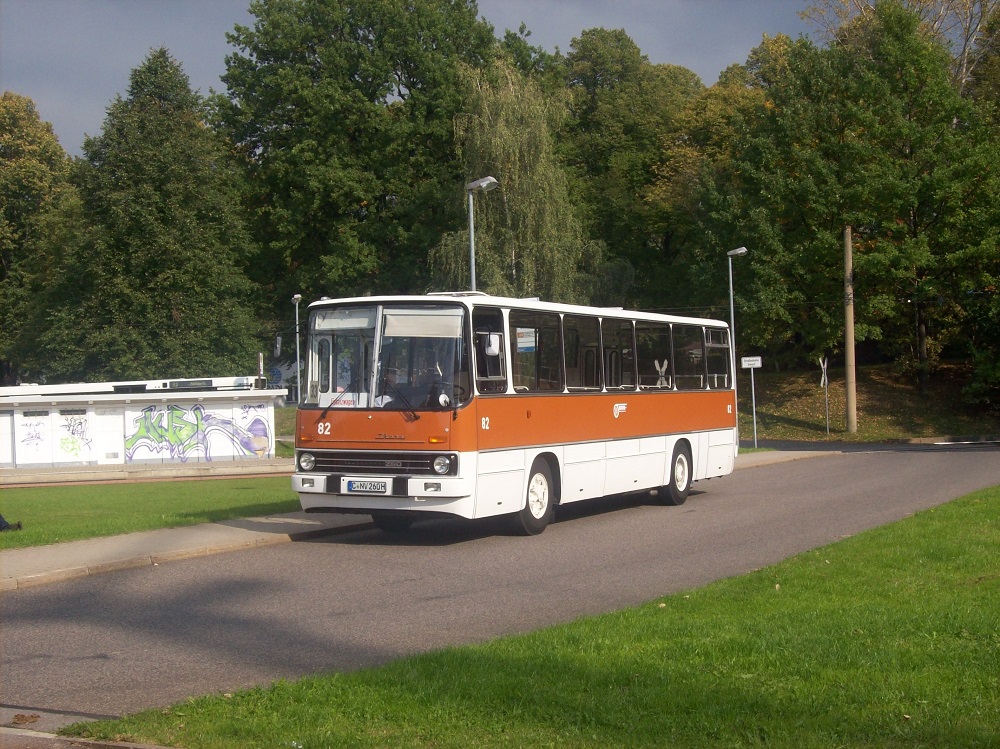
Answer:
[485,333,501,357]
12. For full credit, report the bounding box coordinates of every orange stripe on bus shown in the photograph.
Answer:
[296,390,736,453]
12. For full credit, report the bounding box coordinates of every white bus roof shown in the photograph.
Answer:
[305,293,727,328]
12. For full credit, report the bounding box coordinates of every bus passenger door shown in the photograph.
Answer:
[472,330,523,518]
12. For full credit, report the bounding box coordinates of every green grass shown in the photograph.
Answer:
[0,477,298,550]
[275,405,296,457]
[65,486,1000,749]
[738,362,1000,442]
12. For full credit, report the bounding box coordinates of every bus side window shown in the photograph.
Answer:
[705,328,731,389]
[602,319,636,390]
[564,314,601,391]
[636,323,672,389]
[473,307,507,394]
[673,325,706,390]
[510,310,562,392]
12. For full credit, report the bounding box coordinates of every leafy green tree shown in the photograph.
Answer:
[832,2,999,391]
[37,48,260,381]
[803,0,1000,92]
[967,3,1000,104]
[560,28,703,307]
[428,58,606,303]
[0,92,76,384]
[499,23,567,94]
[646,62,767,317]
[216,0,497,309]
[668,3,999,392]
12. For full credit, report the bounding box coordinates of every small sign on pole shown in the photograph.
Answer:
[740,356,762,448]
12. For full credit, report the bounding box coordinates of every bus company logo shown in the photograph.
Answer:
[613,403,628,419]
[376,433,405,440]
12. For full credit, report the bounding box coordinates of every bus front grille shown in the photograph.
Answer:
[311,451,456,476]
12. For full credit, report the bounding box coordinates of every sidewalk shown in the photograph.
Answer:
[0,510,371,592]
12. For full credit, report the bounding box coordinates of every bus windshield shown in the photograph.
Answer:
[304,303,470,410]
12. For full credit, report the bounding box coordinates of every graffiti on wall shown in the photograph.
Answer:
[19,420,45,447]
[59,415,92,458]
[124,404,271,462]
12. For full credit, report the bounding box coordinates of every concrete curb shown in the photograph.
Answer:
[0,725,173,749]
[0,515,371,592]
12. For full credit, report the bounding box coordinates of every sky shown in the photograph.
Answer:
[0,0,813,157]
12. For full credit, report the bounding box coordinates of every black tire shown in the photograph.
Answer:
[513,459,555,535]
[659,442,692,506]
[371,514,415,533]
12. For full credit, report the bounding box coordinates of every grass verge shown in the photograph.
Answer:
[739,362,1000,441]
[66,487,1000,749]
[0,477,298,550]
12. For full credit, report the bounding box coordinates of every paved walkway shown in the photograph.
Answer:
[0,447,833,748]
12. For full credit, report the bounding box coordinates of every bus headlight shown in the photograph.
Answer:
[432,455,451,475]
[299,452,316,471]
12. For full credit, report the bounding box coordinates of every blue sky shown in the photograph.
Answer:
[0,0,812,155]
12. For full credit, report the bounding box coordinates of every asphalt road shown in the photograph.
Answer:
[2,445,999,721]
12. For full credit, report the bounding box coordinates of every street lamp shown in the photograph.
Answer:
[466,176,499,291]
[727,247,748,355]
[292,294,302,404]
[727,247,748,445]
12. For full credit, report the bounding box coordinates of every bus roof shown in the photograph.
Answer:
[305,292,728,328]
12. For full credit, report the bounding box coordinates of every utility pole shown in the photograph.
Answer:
[844,225,858,433]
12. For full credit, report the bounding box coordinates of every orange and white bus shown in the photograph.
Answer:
[292,292,737,534]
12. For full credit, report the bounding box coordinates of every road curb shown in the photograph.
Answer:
[1,520,372,591]
[0,725,173,749]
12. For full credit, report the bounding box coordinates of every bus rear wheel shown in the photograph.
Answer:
[513,460,555,535]
[658,443,691,506]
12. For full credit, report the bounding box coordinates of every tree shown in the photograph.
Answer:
[967,3,1000,103]
[802,0,1000,92]
[646,63,767,317]
[692,2,1000,388]
[428,57,606,303]
[37,48,261,381]
[215,0,497,310]
[0,92,76,384]
[499,22,567,94]
[559,28,704,308]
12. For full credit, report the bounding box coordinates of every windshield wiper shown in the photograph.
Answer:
[380,375,420,422]
[319,376,361,419]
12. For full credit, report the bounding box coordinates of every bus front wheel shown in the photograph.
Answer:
[514,460,555,535]
[659,443,692,506]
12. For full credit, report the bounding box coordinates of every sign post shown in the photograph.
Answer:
[740,356,762,448]
[819,355,830,436]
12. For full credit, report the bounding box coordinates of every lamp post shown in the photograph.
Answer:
[727,247,748,446]
[466,176,499,291]
[727,247,748,355]
[292,294,302,404]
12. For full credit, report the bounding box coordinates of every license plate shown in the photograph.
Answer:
[342,477,391,495]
